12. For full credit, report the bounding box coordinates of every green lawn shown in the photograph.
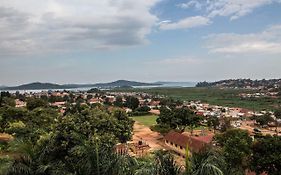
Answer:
[131,115,158,127]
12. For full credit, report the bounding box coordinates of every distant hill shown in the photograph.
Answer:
[1,80,162,90]
[0,85,7,89]
[196,79,281,90]
[93,80,161,88]
[1,82,69,90]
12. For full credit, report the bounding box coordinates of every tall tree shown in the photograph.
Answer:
[26,98,48,111]
[124,96,139,110]
[113,96,124,107]
[215,129,253,172]
[207,116,220,134]
[157,106,177,129]
[274,109,281,134]
[188,148,227,175]
[250,135,281,175]
[255,113,273,126]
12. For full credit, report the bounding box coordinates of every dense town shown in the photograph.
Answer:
[10,89,281,136]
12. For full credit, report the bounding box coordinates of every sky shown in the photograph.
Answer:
[1,0,281,85]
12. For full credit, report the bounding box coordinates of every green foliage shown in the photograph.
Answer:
[136,106,151,112]
[0,107,28,133]
[153,150,182,175]
[275,108,281,119]
[112,87,281,111]
[26,98,48,111]
[2,97,16,107]
[219,117,232,132]
[215,129,253,171]
[254,113,274,126]
[87,88,101,93]
[157,106,176,129]
[207,116,220,133]
[188,148,226,175]
[125,96,140,110]
[157,107,202,133]
[250,135,281,175]
[150,124,171,134]
[111,110,134,143]
[132,106,151,115]
[159,98,183,108]
[113,96,124,107]
[48,95,64,103]
[4,121,28,138]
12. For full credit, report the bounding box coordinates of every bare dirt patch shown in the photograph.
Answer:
[132,121,165,151]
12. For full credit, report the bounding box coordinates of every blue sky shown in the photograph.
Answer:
[1,0,281,85]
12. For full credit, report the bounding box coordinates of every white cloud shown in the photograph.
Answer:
[178,0,203,10]
[179,0,281,20]
[205,24,281,54]
[0,0,160,55]
[159,16,211,30]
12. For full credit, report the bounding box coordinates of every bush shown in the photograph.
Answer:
[150,124,171,134]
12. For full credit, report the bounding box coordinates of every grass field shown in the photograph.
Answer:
[131,115,158,126]
[112,87,281,111]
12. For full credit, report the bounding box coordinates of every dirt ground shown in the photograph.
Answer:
[132,121,166,151]
[0,133,13,142]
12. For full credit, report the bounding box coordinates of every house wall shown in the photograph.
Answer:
[164,139,186,157]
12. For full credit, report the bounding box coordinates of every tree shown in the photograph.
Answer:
[135,106,150,113]
[255,113,273,126]
[124,96,139,110]
[157,107,202,134]
[250,135,281,175]
[86,94,93,100]
[104,97,112,106]
[220,117,231,132]
[0,107,28,133]
[175,108,203,134]
[113,96,123,107]
[207,116,220,134]
[215,129,253,172]
[274,109,281,134]
[2,97,16,107]
[188,115,203,135]
[26,98,48,111]
[174,108,193,132]
[111,110,134,143]
[188,148,227,175]
[157,106,177,129]
[153,150,182,175]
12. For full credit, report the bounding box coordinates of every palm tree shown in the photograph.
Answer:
[71,135,139,175]
[185,146,226,175]
[154,150,183,175]
[3,140,36,175]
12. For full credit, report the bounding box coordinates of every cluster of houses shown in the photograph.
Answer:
[239,92,279,99]
[13,91,280,129]
[13,90,162,115]
[186,101,280,134]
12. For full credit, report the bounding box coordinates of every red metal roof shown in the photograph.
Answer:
[164,131,213,152]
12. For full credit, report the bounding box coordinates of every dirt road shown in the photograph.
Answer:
[132,121,165,151]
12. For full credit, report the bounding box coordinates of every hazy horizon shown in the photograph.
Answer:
[1,0,281,86]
